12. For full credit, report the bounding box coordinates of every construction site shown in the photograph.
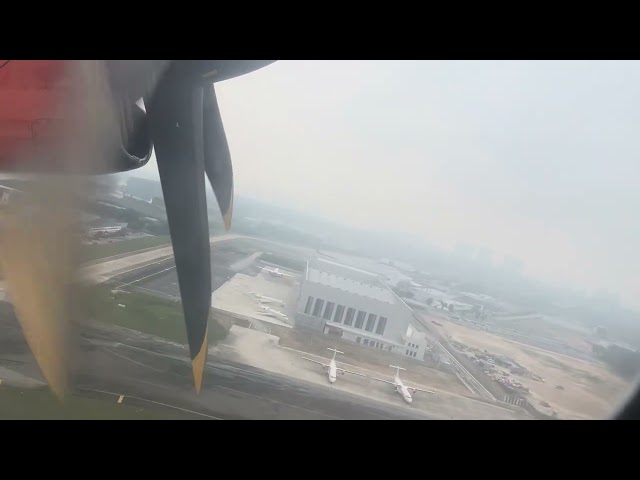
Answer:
[425,314,630,419]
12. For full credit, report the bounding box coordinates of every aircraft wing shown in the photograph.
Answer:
[258,309,287,319]
[370,376,396,386]
[408,386,435,394]
[302,357,329,368]
[337,368,366,377]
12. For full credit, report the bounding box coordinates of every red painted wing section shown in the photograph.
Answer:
[0,60,67,167]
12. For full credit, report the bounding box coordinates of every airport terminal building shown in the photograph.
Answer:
[296,258,427,359]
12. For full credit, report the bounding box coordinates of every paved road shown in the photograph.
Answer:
[0,306,431,420]
[411,312,496,401]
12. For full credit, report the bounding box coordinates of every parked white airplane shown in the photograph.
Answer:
[302,348,366,384]
[371,365,435,404]
[249,291,285,307]
[260,266,294,278]
[256,305,288,320]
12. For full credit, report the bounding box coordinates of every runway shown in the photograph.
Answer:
[107,242,253,301]
[0,305,432,420]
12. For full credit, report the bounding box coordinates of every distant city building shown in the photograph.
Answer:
[296,258,427,359]
[87,225,126,238]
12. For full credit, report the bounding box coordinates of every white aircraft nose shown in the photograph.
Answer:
[405,396,413,404]
[329,376,336,383]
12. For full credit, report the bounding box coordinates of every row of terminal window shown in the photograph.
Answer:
[304,296,387,336]
[406,342,418,357]
[356,337,390,351]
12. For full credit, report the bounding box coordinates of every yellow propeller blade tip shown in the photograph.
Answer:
[0,211,74,401]
[191,330,208,394]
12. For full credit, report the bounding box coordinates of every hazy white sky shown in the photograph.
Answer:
[137,60,640,307]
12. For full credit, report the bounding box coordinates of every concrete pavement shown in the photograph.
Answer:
[81,233,238,283]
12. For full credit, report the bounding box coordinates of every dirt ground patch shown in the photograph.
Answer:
[490,315,595,356]
[434,318,631,419]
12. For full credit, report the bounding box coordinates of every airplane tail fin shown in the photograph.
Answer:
[327,347,344,359]
[389,365,406,377]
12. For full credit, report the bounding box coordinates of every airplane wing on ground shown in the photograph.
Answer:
[408,387,435,394]
[302,357,329,368]
[370,377,397,386]
[262,310,287,319]
[261,267,295,277]
[252,293,285,303]
[337,368,366,377]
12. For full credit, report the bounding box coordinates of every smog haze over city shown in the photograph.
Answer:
[132,60,640,311]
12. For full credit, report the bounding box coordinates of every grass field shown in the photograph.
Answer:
[0,386,195,419]
[84,285,228,345]
[79,235,171,262]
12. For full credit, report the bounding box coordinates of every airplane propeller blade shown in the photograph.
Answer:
[203,84,234,230]
[147,69,211,394]
[0,182,77,399]
[0,60,276,397]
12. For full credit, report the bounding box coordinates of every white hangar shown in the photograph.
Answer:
[295,258,427,359]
